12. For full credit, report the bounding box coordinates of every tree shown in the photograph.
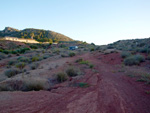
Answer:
[49,39,53,45]
[30,32,34,39]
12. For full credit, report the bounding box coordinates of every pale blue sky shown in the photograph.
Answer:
[0,0,150,45]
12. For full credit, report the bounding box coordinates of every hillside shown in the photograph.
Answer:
[0,27,73,42]
[104,38,150,53]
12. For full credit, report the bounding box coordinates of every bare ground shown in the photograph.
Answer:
[0,52,150,113]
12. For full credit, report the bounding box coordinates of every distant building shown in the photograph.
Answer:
[4,37,39,43]
[69,46,78,50]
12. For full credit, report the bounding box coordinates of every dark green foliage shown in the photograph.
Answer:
[8,60,16,66]
[30,45,38,49]
[0,49,3,52]
[5,68,19,77]
[78,82,89,88]
[69,52,75,57]
[56,72,68,83]
[89,64,94,68]
[90,48,95,51]
[66,68,78,77]
[3,50,10,54]
[124,54,145,66]
[11,50,18,54]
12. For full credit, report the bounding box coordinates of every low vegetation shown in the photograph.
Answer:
[69,52,75,57]
[5,68,19,78]
[0,77,49,91]
[66,67,78,77]
[124,54,145,66]
[121,51,131,58]
[56,72,68,83]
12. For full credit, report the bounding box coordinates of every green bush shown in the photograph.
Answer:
[11,50,18,54]
[15,62,26,70]
[31,56,39,62]
[90,48,95,51]
[121,51,131,58]
[124,54,145,66]
[79,60,89,65]
[56,72,68,83]
[66,68,78,77]
[78,82,89,88]
[0,49,3,52]
[89,64,94,68]
[3,50,10,54]
[30,45,38,49]
[5,68,19,77]
[69,52,75,57]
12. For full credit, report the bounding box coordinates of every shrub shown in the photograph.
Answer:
[23,77,49,91]
[89,64,94,68]
[75,58,83,63]
[43,55,50,59]
[69,52,75,57]
[146,54,150,60]
[17,56,30,62]
[135,54,145,62]
[66,68,78,77]
[90,48,95,51]
[121,51,131,58]
[11,50,18,54]
[78,82,89,88]
[8,60,16,66]
[79,60,89,65]
[0,77,49,91]
[3,50,9,54]
[31,56,39,62]
[15,62,26,70]
[30,45,38,49]
[56,72,68,83]
[61,54,68,57]
[124,54,145,66]
[5,68,19,77]
[30,63,39,70]
[0,53,5,60]
[0,49,3,52]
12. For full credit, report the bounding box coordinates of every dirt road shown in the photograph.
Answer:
[0,52,150,113]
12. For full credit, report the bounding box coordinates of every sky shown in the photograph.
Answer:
[0,0,150,45]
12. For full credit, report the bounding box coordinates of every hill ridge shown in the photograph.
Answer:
[0,27,73,42]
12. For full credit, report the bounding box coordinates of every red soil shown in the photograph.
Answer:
[0,52,150,113]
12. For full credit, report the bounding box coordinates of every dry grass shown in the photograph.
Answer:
[0,77,50,91]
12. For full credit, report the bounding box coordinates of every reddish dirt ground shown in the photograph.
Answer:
[0,52,150,113]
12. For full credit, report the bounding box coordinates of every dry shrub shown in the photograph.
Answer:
[0,77,50,91]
